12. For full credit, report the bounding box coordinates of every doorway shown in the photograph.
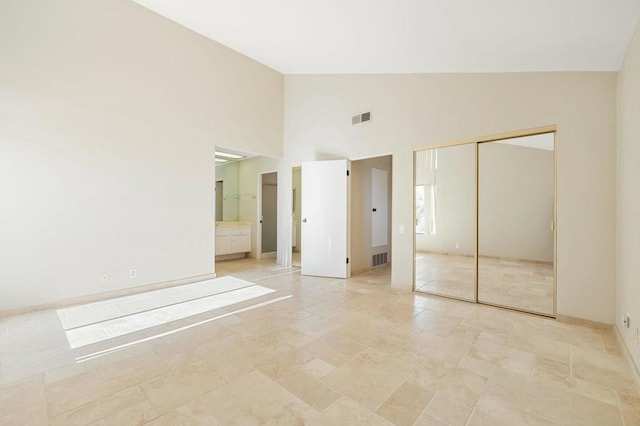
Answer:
[292,167,302,267]
[215,181,224,222]
[259,172,278,259]
[350,155,393,275]
[213,149,280,274]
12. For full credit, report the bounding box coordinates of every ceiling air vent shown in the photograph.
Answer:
[352,111,372,125]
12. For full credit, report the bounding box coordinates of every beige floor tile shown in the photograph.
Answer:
[195,334,262,368]
[278,370,340,411]
[288,314,342,339]
[335,319,413,354]
[324,348,422,410]
[0,374,46,419]
[531,356,618,405]
[408,358,487,408]
[246,327,314,350]
[403,332,471,365]
[149,324,236,367]
[90,400,159,425]
[425,393,472,426]
[147,406,221,425]
[175,370,317,425]
[448,322,483,344]
[571,346,639,395]
[519,379,623,425]
[482,369,624,426]
[413,412,448,426]
[301,358,335,379]
[45,352,169,417]
[0,403,48,426]
[50,385,148,426]
[530,356,570,381]
[531,320,606,352]
[508,325,572,363]
[375,382,434,426]
[465,339,535,376]
[457,355,496,379]
[468,404,559,426]
[141,361,227,414]
[213,351,270,381]
[1,258,638,425]
[256,345,315,380]
[617,392,640,426]
[302,332,366,368]
[412,310,464,337]
[308,397,391,426]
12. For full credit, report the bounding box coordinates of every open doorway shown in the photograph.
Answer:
[259,172,278,259]
[215,180,224,222]
[292,167,302,266]
[214,148,281,274]
[350,155,393,275]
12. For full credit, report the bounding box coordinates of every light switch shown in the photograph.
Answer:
[399,224,405,234]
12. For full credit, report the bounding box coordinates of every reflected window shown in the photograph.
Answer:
[415,185,425,234]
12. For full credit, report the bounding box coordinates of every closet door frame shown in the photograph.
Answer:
[412,125,557,318]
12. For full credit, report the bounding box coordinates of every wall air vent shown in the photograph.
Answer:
[372,252,388,267]
[352,111,372,125]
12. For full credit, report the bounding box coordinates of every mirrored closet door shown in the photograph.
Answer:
[414,130,556,317]
[478,134,555,316]
[414,144,476,301]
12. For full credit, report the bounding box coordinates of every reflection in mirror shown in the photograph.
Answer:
[215,161,240,221]
[478,133,555,315]
[415,144,475,301]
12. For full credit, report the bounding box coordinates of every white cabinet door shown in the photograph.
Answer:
[301,159,350,278]
[215,236,232,255]
[231,235,250,253]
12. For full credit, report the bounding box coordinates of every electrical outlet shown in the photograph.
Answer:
[100,273,109,284]
[129,269,137,279]
[455,242,460,249]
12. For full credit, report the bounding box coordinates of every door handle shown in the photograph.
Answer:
[372,208,377,212]
[302,218,308,223]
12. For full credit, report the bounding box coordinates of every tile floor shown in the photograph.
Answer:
[416,252,554,316]
[0,258,638,425]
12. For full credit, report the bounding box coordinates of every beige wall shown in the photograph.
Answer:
[0,0,283,311]
[351,156,393,273]
[617,22,640,369]
[283,72,617,323]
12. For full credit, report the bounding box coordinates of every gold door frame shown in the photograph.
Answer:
[412,125,557,318]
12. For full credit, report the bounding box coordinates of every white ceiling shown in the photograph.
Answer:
[133,0,640,74]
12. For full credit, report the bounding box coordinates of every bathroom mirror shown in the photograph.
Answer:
[414,144,476,301]
[215,161,240,221]
[477,133,555,315]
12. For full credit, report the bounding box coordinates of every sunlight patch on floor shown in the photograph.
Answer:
[58,277,274,348]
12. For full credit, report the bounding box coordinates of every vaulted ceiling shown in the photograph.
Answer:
[133,0,640,74]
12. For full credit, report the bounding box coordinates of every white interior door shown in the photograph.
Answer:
[371,168,388,247]
[301,159,350,278]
